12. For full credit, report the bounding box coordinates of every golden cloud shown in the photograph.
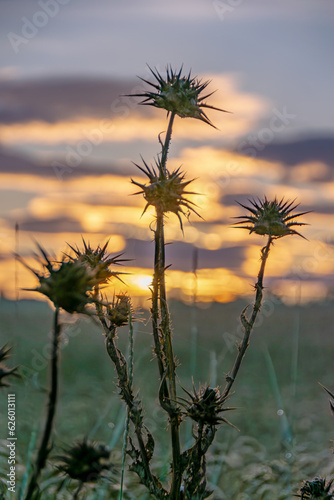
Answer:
[289,161,330,183]
[0,74,269,146]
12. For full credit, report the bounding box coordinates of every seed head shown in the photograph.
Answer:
[129,65,229,128]
[57,440,114,484]
[132,157,201,229]
[296,477,334,499]
[234,197,309,239]
[179,384,235,427]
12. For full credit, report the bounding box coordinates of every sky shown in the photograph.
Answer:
[0,0,333,305]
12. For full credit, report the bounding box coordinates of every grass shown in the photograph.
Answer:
[0,296,333,498]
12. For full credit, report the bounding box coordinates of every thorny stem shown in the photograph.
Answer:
[160,112,175,175]
[151,111,176,383]
[25,307,61,500]
[96,305,167,499]
[152,214,167,381]
[105,331,165,498]
[152,111,182,499]
[119,312,134,500]
[182,423,216,499]
[159,231,181,497]
[222,236,273,399]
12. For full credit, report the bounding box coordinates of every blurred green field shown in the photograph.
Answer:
[0,296,333,499]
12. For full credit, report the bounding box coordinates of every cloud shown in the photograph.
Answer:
[125,238,246,272]
[0,147,129,179]
[18,216,84,234]
[256,136,334,173]
[0,77,138,124]
[0,74,269,146]
[2,0,333,139]
[1,132,334,304]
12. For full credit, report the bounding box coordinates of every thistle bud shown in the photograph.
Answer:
[234,197,309,239]
[19,244,101,313]
[179,384,234,427]
[57,440,114,484]
[128,65,229,128]
[107,293,132,327]
[67,238,128,286]
[297,477,334,499]
[132,158,201,229]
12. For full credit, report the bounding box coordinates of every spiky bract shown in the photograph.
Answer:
[129,65,229,127]
[235,197,309,239]
[179,384,234,427]
[57,440,113,484]
[0,344,20,388]
[36,260,97,314]
[19,241,130,314]
[132,158,201,229]
[106,293,132,327]
[19,244,104,313]
[67,239,128,286]
[297,477,334,499]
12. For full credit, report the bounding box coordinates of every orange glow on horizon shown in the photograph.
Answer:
[0,90,332,308]
[0,252,327,307]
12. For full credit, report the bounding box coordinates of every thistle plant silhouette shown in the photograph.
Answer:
[18,242,120,500]
[116,66,308,499]
[128,66,230,499]
[19,66,310,499]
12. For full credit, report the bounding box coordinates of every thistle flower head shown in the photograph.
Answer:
[57,440,113,484]
[67,238,128,285]
[179,384,234,427]
[297,477,334,499]
[129,65,229,128]
[234,197,309,239]
[36,261,96,314]
[131,157,201,229]
[19,244,101,314]
[0,344,20,388]
[106,293,132,327]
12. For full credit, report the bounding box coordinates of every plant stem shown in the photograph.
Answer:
[222,236,273,399]
[183,423,216,499]
[25,306,61,499]
[160,112,175,174]
[119,312,134,500]
[151,111,176,383]
[97,309,166,499]
[105,333,165,498]
[153,111,182,499]
[158,233,181,498]
[73,481,83,499]
[152,214,167,381]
